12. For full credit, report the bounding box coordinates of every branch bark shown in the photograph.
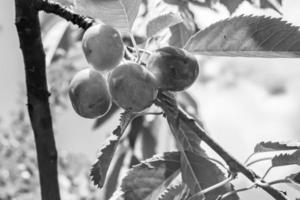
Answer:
[36,0,93,30]
[15,0,60,199]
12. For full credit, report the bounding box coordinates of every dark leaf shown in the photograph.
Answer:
[272,150,300,167]
[168,22,194,48]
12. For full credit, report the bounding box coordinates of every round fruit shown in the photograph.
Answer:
[82,24,124,71]
[69,68,111,119]
[147,46,199,91]
[108,62,158,112]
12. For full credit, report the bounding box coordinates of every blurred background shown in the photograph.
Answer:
[1,0,300,199]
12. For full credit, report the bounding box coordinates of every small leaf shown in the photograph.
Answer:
[254,141,300,153]
[181,151,238,200]
[272,150,300,167]
[74,0,141,32]
[168,22,194,48]
[90,111,136,188]
[146,13,183,38]
[184,15,300,58]
[286,172,300,191]
[113,152,181,200]
[220,0,243,14]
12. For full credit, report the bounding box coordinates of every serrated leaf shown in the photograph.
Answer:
[168,22,194,48]
[254,141,300,153]
[272,150,300,167]
[74,0,141,32]
[146,13,183,38]
[90,111,136,188]
[158,184,187,200]
[184,15,300,57]
[114,152,181,200]
[220,0,243,14]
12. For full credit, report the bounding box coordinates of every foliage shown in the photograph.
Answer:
[9,0,300,200]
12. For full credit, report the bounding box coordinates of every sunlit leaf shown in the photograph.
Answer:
[146,13,182,38]
[184,15,300,57]
[90,111,136,188]
[254,141,300,153]
[74,0,141,32]
[272,150,300,167]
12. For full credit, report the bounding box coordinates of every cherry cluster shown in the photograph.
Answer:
[69,23,199,119]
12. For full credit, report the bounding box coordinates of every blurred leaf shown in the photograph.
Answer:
[93,103,119,130]
[141,126,157,160]
[105,150,127,199]
[90,111,136,188]
[43,21,69,66]
[111,152,181,200]
[272,150,300,167]
[128,116,144,149]
[146,13,182,38]
[177,91,199,116]
[74,0,141,32]
[168,22,194,48]
[220,0,243,14]
[184,16,300,58]
[254,141,300,153]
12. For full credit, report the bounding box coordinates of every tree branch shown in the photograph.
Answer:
[35,0,94,30]
[15,0,60,199]
[156,91,288,200]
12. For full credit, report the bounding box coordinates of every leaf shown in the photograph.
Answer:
[112,152,181,200]
[286,172,300,191]
[181,151,238,200]
[272,150,300,167]
[184,15,300,58]
[146,13,183,38]
[90,111,136,188]
[42,20,69,66]
[259,0,282,14]
[254,141,300,153]
[74,0,141,32]
[220,0,243,14]
[168,22,194,48]
[158,184,187,200]
[104,149,127,199]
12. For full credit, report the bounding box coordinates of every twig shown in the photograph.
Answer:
[156,91,288,200]
[218,185,256,200]
[14,0,60,199]
[246,157,273,167]
[262,166,274,180]
[36,0,94,30]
